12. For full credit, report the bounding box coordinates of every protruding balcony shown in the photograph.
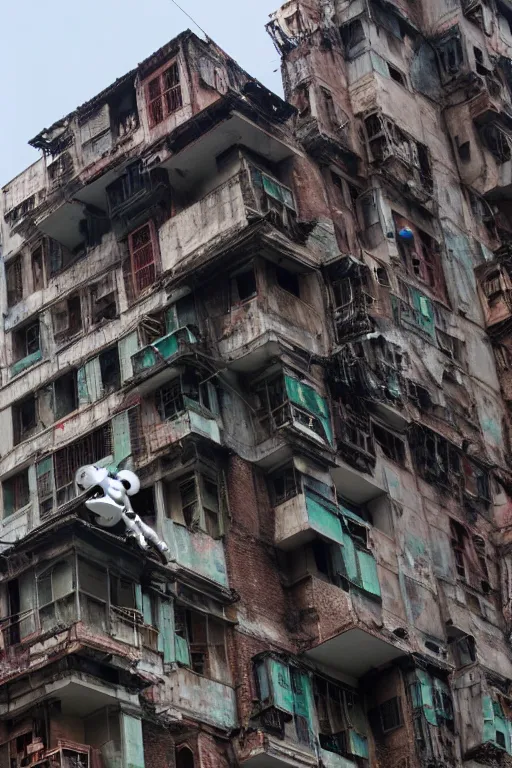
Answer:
[131,327,198,377]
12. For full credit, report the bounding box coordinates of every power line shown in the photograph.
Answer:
[169,0,208,39]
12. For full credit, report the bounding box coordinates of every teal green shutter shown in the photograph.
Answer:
[341,529,359,583]
[118,332,140,383]
[135,583,143,613]
[417,670,437,725]
[483,696,496,743]
[357,550,381,597]
[85,357,104,401]
[158,598,175,663]
[348,731,369,759]
[77,366,90,406]
[269,659,294,714]
[112,411,131,468]
[175,634,190,666]
[120,714,144,768]
[284,376,333,446]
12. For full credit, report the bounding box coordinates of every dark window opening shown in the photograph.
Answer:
[321,87,338,128]
[90,278,117,324]
[13,396,37,444]
[175,747,194,768]
[32,245,45,291]
[13,321,41,363]
[54,370,78,420]
[53,294,82,337]
[450,520,467,580]
[276,265,301,297]
[157,379,185,421]
[312,539,332,578]
[271,465,300,505]
[450,633,476,667]
[6,258,23,308]
[109,574,135,609]
[232,268,257,304]
[99,347,121,394]
[474,47,490,77]
[3,470,30,517]
[127,221,157,297]
[376,266,390,287]
[388,64,406,86]
[379,697,403,733]
[110,83,139,139]
[438,35,464,77]
[340,19,365,49]
[373,424,406,464]
[456,137,471,162]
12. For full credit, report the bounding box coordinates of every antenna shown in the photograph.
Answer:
[169,0,209,39]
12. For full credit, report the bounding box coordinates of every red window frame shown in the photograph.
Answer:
[145,61,183,128]
[128,221,158,296]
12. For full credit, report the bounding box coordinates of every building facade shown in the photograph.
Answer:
[2,1,512,766]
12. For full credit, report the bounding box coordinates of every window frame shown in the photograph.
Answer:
[145,60,183,128]
[3,470,30,518]
[127,220,159,298]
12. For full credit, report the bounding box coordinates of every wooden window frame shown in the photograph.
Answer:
[127,220,159,297]
[145,60,183,128]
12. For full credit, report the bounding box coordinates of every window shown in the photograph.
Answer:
[450,520,467,580]
[230,267,257,305]
[6,257,23,307]
[90,275,117,324]
[175,747,194,768]
[340,19,365,49]
[271,465,300,505]
[315,677,368,757]
[99,347,121,393]
[373,424,406,465]
[13,396,37,444]
[395,216,443,294]
[436,329,464,365]
[46,238,75,277]
[3,470,30,517]
[321,87,338,128]
[276,266,301,297]
[166,470,222,538]
[127,221,158,297]
[436,33,464,78]
[157,379,185,421]
[413,427,461,489]
[146,61,183,127]
[450,633,476,667]
[481,123,512,163]
[52,294,82,338]
[388,64,407,86]
[31,244,45,290]
[378,697,403,733]
[37,558,75,632]
[13,321,40,362]
[174,606,229,682]
[337,403,374,456]
[483,269,503,302]
[53,370,78,420]
[51,423,112,508]
[109,574,135,609]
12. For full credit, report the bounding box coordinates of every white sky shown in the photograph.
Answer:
[0,0,283,185]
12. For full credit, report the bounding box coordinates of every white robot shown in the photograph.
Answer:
[75,465,169,553]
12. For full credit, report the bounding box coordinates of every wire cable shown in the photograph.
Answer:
[169,0,208,39]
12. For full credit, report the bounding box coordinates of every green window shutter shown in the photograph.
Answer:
[3,482,13,517]
[269,659,294,714]
[77,366,90,407]
[256,661,271,703]
[357,550,381,598]
[120,714,144,768]
[158,598,175,663]
[118,332,140,383]
[494,713,510,752]
[416,670,437,726]
[483,696,495,743]
[341,529,360,584]
[284,376,333,446]
[111,411,131,469]
[142,592,153,625]
[305,490,343,544]
[85,357,104,402]
[348,731,369,759]
[166,305,178,333]
[175,634,190,666]
[134,583,143,613]
[291,670,314,727]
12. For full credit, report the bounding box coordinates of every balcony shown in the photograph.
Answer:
[163,519,229,588]
[238,731,317,768]
[159,667,237,731]
[147,410,221,454]
[304,625,406,678]
[131,327,198,378]
[275,491,343,550]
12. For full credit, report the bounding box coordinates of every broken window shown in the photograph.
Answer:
[340,19,365,49]
[321,87,338,129]
[31,243,45,290]
[174,605,229,682]
[413,426,461,490]
[483,269,504,303]
[388,63,407,86]
[394,215,444,295]
[52,293,82,338]
[37,558,76,632]
[337,402,374,456]
[89,274,117,324]
[253,658,314,745]
[110,81,139,138]
[436,31,464,79]
[449,631,476,667]
[469,190,497,238]
[52,423,112,508]
[409,669,453,727]
[450,520,467,580]
[436,329,465,365]
[481,123,512,163]
[156,379,185,421]
[146,61,183,127]
[230,266,257,305]
[6,257,23,307]
[373,424,406,465]
[12,395,37,444]
[315,677,368,758]
[276,265,301,298]
[13,320,41,363]
[99,346,121,393]
[46,237,75,277]
[127,221,158,296]
[3,470,30,517]
[165,469,223,538]
[249,164,296,232]
[270,465,301,505]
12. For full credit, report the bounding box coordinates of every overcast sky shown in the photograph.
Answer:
[1,0,283,186]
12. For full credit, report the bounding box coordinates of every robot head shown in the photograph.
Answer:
[75,465,109,493]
